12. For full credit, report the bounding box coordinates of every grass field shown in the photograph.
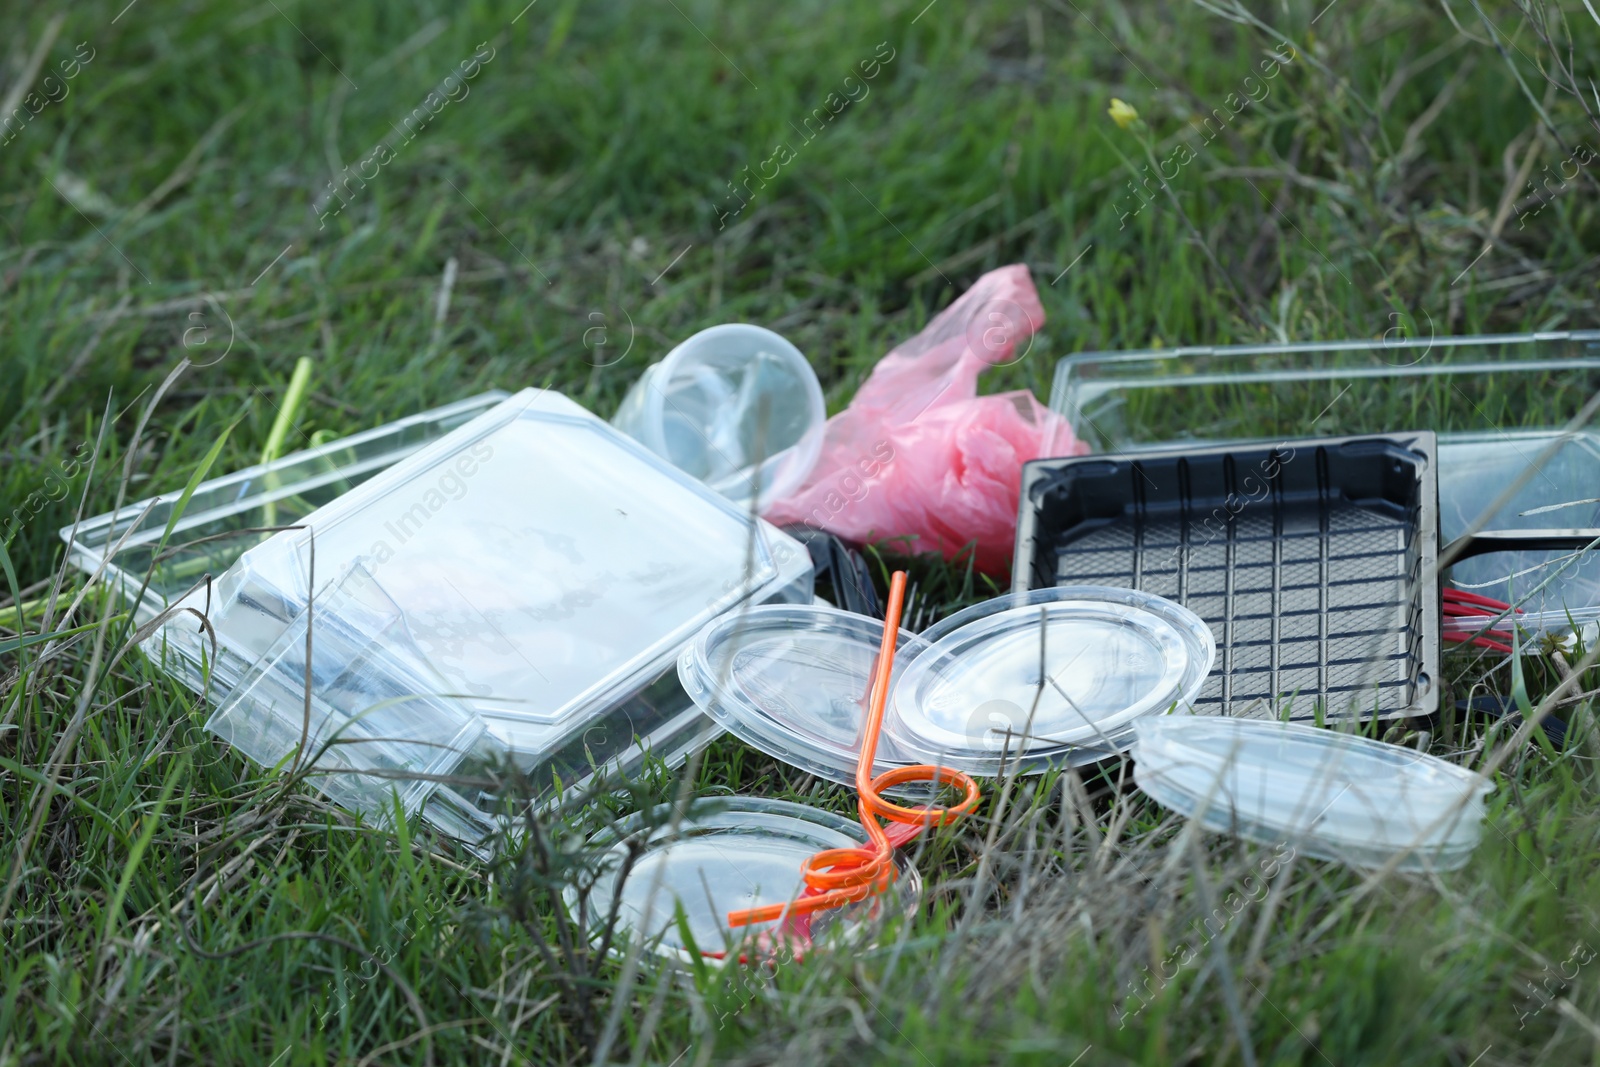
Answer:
[3,0,1600,1063]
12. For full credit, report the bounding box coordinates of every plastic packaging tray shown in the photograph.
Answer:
[65,390,812,844]
[1436,429,1600,615]
[1048,332,1600,617]
[1050,331,1600,451]
[1015,433,1439,723]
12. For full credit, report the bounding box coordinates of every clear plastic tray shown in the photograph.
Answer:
[1437,429,1600,615]
[1049,332,1600,615]
[65,390,812,843]
[1050,331,1600,451]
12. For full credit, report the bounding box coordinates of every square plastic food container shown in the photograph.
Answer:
[1016,434,1440,723]
[63,389,812,845]
[61,391,509,631]
[1049,332,1600,614]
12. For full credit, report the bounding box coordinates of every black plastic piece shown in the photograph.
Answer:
[780,525,881,618]
[1014,433,1440,722]
[1442,529,1600,564]
[1456,694,1567,750]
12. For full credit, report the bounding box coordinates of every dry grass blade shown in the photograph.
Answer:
[0,14,63,122]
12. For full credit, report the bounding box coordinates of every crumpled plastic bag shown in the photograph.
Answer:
[764,264,1086,575]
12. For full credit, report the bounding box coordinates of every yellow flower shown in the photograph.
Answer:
[1107,98,1140,130]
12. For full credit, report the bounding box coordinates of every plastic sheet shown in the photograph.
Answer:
[764,264,1085,574]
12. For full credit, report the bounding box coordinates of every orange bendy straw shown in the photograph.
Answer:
[727,570,981,928]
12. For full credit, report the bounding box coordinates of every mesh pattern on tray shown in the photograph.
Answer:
[1052,496,1418,722]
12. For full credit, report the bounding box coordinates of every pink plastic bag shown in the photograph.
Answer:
[764,264,1086,576]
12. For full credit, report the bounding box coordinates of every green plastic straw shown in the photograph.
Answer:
[261,357,315,465]
[260,357,314,528]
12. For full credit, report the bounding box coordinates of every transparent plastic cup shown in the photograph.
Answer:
[611,324,826,512]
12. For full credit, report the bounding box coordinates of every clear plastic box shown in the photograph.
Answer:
[1050,331,1600,450]
[1049,332,1600,614]
[64,390,812,844]
[1435,429,1600,616]
[62,392,509,631]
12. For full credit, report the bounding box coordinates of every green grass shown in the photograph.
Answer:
[3,0,1600,1063]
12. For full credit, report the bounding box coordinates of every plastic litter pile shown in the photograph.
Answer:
[64,268,1600,960]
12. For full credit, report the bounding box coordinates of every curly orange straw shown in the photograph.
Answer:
[727,570,981,928]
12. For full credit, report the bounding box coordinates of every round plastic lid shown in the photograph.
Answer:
[679,604,928,784]
[887,587,1215,772]
[1131,716,1494,871]
[610,324,826,511]
[573,797,920,963]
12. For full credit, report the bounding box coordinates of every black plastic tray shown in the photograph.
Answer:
[1014,434,1440,722]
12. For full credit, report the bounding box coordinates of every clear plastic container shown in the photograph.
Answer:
[1049,332,1600,617]
[205,560,488,821]
[1050,331,1600,451]
[1437,430,1600,615]
[1132,716,1493,871]
[611,324,826,512]
[60,391,509,630]
[70,389,813,842]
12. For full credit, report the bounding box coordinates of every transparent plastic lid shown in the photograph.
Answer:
[58,391,510,628]
[611,324,826,512]
[1132,716,1493,871]
[573,798,919,963]
[167,388,811,826]
[678,604,928,784]
[888,588,1215,772]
